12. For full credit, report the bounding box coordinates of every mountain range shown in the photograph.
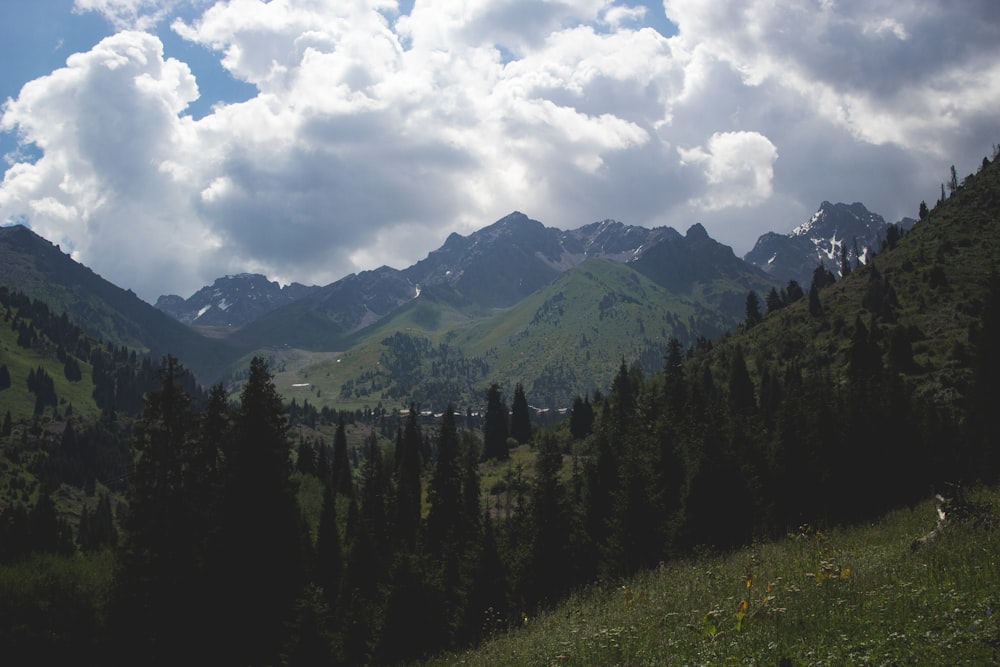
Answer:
[1,200,903,408]
[222,212,777,353]
[156,204,906,338]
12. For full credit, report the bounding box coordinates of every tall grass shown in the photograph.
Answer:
[429,487,1000,666]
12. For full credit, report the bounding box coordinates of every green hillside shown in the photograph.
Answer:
[0,299,100,421]
[429,486,1000,666]
[0,225,241,383]
[702,152,1000,409]
[450,258,736,406]
[236,258,747,412]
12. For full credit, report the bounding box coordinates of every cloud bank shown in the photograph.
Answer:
[2,0,999,301]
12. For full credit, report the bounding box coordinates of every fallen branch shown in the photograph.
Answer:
[910,494,948,551]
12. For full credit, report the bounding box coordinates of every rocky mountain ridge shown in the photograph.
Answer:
[744,201,917,286]
[155,273,320,328]
[225,211,773,350]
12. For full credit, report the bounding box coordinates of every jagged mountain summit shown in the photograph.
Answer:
[744,201,916,286]
[229,211,677,348]
[398,212,681,309]
[171,213,685,335]
[155,273,320,328]
[227,212,774,350]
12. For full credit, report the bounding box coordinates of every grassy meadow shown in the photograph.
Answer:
[429,487,1000,666]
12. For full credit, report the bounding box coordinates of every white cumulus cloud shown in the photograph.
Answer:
[0,0,998,301]
[678,131,778,210]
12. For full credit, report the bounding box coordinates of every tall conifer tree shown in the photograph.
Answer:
[394,407,422,549]
[217,356,305,666]
[316,484,343,607]
[331,416,353,497]
[509,383,532,444]
[482,384,509,461]
[111,356,206,665]
[426,406,463,554]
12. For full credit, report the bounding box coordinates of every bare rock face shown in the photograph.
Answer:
[745,201,915,287]
[155,274,320,327]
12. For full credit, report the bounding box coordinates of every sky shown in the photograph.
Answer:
[1,1,999,303]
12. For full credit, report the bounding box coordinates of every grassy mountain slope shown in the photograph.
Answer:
[449,258,737,405]
[710,154,1000,406]
[0,303,99,420]
[0,225,240,383]
[430,487,1000,666]
[247,258,747,411]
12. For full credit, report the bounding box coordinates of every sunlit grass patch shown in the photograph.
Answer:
[428,486,1000,666]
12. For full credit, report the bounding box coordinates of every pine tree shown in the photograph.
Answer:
[464,511,508,642]
[785,279,804,304]
[887,325,915,374]
[296,440,317,475]
[524,431,569,608]
[482,384,509,461]
[342,431,391,665]
[28,486,74,555]
[745,290,763,327]
[727,346,756,415]
[110,356,205,665]
[884,224,900,251]
[193,383,229,548]
[460,430,483,549]
[282,583,339,666]
[79,494,118,552]
[509,383,532,444]
[582,407,617,579]
[610,359,637,424]
[664,338,686,416]
[78,504,92,551]
[331,417,353,497]
[765,287,783,314]
[376,550,445,663]
[315,484,343,608]
[394,407,422,549]
[217,356,306,666]
[812,264,836,290]
[64,355,82,382]
[808,282,823,316]
[848,316,881,382]
[93,493,118,549]
[426,407,463,554]
[569,395,594,440]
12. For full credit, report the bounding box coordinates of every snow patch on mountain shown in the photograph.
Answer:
[744,201,912,287]
[155,273,320,327]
